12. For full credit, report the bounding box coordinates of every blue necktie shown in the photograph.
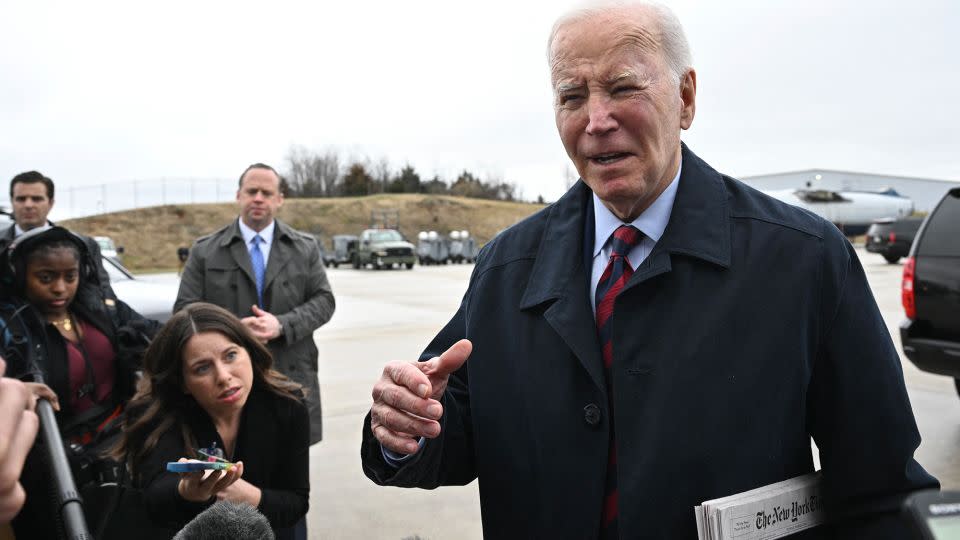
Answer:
[250,235,266,307]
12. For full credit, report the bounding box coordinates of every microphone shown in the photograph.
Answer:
[172,500,275,540]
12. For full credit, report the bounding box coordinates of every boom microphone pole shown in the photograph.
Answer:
[35,386,93,540]
[5,303,91,539]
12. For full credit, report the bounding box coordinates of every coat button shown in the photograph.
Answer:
[583,404,601,427]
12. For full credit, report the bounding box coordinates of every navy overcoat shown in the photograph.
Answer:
[362,145,937,539]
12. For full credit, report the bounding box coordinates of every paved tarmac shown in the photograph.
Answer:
[296,246,958,539]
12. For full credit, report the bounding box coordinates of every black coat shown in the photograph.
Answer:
[361,145,938,539]
[135,385,310,540]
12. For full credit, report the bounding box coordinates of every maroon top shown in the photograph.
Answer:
[66,319,116,413]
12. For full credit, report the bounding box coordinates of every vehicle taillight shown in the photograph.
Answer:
[902,257,916,319]
[889,231,897,243]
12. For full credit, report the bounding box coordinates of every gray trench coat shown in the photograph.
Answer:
[175,218,334,444]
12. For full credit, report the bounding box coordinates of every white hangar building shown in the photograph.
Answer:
[741,169,960,213]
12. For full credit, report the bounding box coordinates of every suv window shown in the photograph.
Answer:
[917,190,960,257]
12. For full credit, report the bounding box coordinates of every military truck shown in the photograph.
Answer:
[353,229,416,270]
[329,234,359,268]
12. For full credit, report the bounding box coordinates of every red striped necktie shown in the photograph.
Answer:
[595,224,643,539]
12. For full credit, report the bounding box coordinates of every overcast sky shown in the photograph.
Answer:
[2,0,958,218]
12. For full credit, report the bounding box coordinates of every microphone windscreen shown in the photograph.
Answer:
[172,500,274,540]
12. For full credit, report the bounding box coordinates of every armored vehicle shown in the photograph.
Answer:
[330,234,359,268]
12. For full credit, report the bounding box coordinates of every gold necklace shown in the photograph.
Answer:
[50,315,73,332]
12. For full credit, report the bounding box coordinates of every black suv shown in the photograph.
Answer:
[865,216,924,263]
[900,187,960,398]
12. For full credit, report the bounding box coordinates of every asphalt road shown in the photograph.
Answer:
[299,245,958,539]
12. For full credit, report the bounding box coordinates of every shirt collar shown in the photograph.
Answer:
[237,217,275,247]
[592,156,682,257]
[14,222,51,238]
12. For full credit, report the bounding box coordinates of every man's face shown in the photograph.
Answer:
[551,9,696,221]
[237,168,283,231]
[12,182,53,230]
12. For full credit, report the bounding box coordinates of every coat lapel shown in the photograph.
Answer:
[515,145,733,393]
[221,220,257,290]
[622,144,732,293]
[519,183,607,393]
[263,220,293,294]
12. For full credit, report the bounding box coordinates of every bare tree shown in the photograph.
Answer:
[283,144,526,201]
[284,145,341,197]
[316,150,341,196]
[373,157,391,194]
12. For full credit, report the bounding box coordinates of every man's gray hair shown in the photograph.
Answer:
[548,1,693,84]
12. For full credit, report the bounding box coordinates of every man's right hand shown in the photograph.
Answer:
[370,339,472,455]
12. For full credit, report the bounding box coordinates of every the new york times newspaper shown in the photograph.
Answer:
[695,472,825,540]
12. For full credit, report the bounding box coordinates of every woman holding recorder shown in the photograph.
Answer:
[111,302,309,540]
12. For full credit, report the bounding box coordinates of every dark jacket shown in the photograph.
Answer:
[136,385,310,540]
[361,145,938,539]
[174,218,335,444]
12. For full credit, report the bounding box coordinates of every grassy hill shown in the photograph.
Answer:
[62,194,547,272]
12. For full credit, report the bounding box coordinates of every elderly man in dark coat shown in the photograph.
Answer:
[360,2,937,539]
[175,163,334,445]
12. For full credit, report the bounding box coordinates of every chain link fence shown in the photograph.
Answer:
[0,178,237,220]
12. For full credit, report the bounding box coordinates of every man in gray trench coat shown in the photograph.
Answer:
[175,162,334,445]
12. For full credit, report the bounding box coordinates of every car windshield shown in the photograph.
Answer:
[370,231,403,242]
[97,238,115,251]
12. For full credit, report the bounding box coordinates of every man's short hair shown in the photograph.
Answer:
[238,163,280,188]
[548,1,693,85]
[9,171,55,200]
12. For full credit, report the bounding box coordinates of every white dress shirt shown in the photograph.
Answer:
[14,223,52,237]
[590,159,681,315]
[238,218,276,263]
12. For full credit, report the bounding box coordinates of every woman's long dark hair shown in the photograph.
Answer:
[110,302,302,479]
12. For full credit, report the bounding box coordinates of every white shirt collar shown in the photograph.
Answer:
[592,156,682,257]
[14,223,51,238]
[238,218,275,247]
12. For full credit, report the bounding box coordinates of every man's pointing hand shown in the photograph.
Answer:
[370,339,473,454]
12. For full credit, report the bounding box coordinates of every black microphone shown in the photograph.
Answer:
[172,501,275,540]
